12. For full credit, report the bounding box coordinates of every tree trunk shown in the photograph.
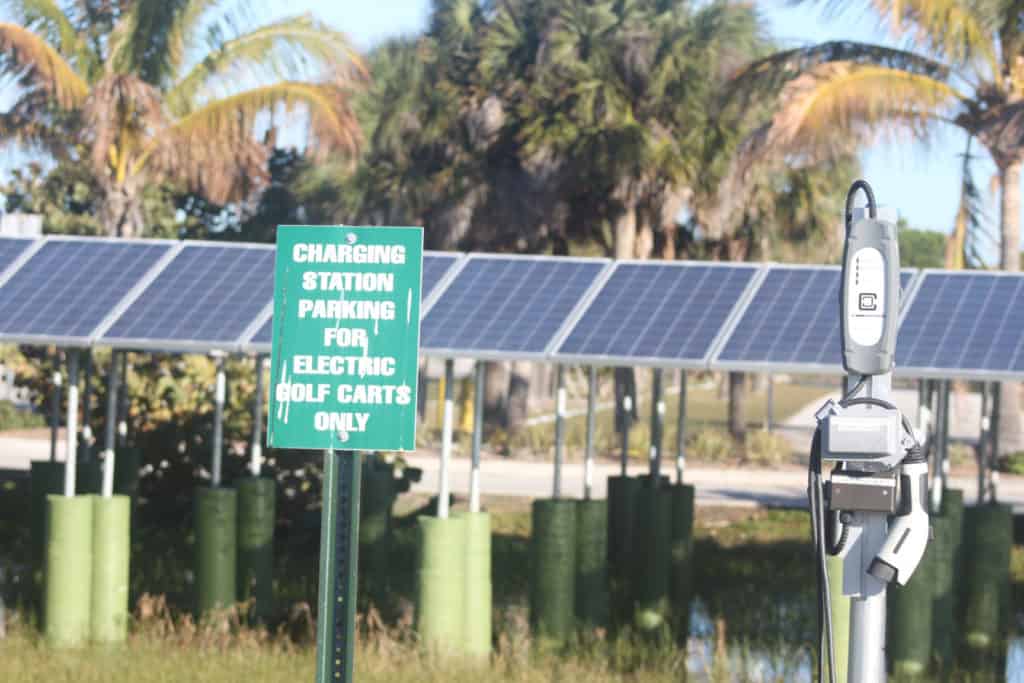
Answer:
[101,186,145,238]
[635,219,654,259]
[998,158,1023,455]
[613,207,637,260]
[506,361,531,433]
[728,372,746,440]
[483,362,508,431]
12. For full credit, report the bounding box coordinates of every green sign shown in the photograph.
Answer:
[267,226,423,451]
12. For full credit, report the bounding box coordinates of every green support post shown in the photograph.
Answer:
[575,499,609,631]
[669,484,695,645]
[195,486,237,617]
[931,489,963,673]
[825,555,850,683]
[91,495,130,643]
[315,450,362,683]
[530,499,577,647]
[45,495,93,647]
[237,477,276,621]
[961,502,1012,665]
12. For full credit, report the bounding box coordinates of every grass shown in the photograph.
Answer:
[1,494,1020,682]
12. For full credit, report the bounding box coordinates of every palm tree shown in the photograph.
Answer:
[728,1,1024,454]
[0,0,365,237]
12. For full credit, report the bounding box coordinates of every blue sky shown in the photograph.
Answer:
[267,0,994,246]
[0,0,1009,255]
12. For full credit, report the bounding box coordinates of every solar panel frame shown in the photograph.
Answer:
[240,250,466,354]
[94,241,275,353]
[708,264,923,375]
[420,252,614,362]
[894,268,1024,382]
[549,259,765,369]
[0,235,180,348]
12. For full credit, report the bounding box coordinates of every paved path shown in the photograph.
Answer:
[403,452,1024,510]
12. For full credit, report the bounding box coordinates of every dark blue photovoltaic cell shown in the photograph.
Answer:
[717,268,914,366]
[421,257,606,354]
[251,252,458,345]
[0,240,171,339]
[898,272,1024,372]
[0,237,33,275]
[422,252,458,298]
[557,263,757,361]
[103,245,274,345]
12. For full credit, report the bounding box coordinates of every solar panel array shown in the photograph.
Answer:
[897,271,1024,379]
[552,262,759,368]
[0,239,172,345]
[3,233,1024,380]
[420,255,609,358]
[712,266,916,373]
[244,251,461,352]
[100,244,275,351]
[0,237,34,277]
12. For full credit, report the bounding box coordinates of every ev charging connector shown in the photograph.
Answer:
[809,180,930,683]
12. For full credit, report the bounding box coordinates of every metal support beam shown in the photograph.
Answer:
[469,361,484,513]
[438,359,454,518]
[117,354,129,448]
[250,355,266,477]
[620,394,632,477]
[211,353,226,488]
[49,368,62,462]
[989,382,1001,502]
[976,382,987,504]
[80,349,93,460]
[101,351,119,498]
[650,368,663,482]
[553,365,566,499]
[63,350,80,498]
[584,366,597,500]
[676,371,687,484]
[765,374,774,432]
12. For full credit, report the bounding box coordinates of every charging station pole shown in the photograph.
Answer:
[812,186,930,683]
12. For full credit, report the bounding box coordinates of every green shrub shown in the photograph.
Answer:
[0,399,45,432]
[688,428,735,463]
[1001,451,1024,475]
[743,430,792,466]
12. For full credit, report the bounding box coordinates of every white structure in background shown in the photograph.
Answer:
[0,364,31,408]
[0,213,42,237]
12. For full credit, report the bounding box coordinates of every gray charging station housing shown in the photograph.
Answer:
[840,216,900,376]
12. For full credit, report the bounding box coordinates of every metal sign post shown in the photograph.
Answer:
[267,226,423,683]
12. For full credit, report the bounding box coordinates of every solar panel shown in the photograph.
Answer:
[0,237,35,279]
[551,261,760,367]
[420,254,610,359]
[712,266,916,373]
[244,250,461,352]
[0,238,173,345]
[99,243,275,351]
[897,270,1024,380]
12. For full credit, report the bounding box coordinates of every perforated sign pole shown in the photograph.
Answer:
[266,226,423,683]
[315,448,361,683]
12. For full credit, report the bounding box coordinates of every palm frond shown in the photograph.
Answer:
[164,0,221,76]
[144,81,361,203]
[871,0,999,73]
[166,14,367,117]
[83,74,168,181]
[746,61,963,164]
[727,40,952,110]
[1,0,80,60]
[0,22,88,108]
[106,0,192,86]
